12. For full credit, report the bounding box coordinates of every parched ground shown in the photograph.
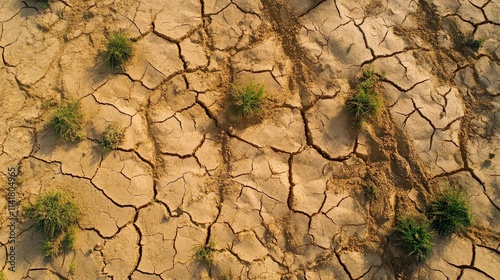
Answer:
[0,0,499,279]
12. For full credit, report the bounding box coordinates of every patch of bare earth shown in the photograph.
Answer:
[0,0,498,279]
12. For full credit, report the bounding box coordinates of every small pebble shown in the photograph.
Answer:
[73,29,82,38]
[94,242,103,251]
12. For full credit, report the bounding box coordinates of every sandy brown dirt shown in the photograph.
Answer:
[0,0,499,279]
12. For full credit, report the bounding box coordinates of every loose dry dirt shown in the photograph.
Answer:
[0,0,499,279]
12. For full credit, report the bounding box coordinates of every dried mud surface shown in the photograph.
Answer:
[0,0,499,279]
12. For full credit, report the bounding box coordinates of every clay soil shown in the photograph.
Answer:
[0,0,499,279]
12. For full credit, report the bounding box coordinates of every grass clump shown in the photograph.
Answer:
[61,226,77,250]
[51,101,85,142]
[69,260,76,275]
[37,0,50,6]
[195,242,216,265]
[100,123,124,150]
[25,192,80,238]
[41,227,76,258]
[42,239,61,258]
[394,216,433,261]
[42,97,58,110]
[464,34,485,52]
[346,65,382,126]
[230,82,267,118]
[363,180,378,200]
[25,192,80,258]
[0,271,6,280]
[103,32,133,70]
[427,188,472,235]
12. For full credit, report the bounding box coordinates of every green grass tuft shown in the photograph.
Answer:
[346,66,382,126]
[394,216,433,261]
[195,242,216,265]
[230,82,267,118]
[42,239,61,258]
[69,260,76,275]
[427,188,472,235]
[24,191,80,239]
[464,34,485,52]
[362,64,377,80]
[104,32,133,70]
[100,123,124,150]
[37,0,50,7]
[363,180,378,200]
[61,226,77,251]
[51,101,85,142]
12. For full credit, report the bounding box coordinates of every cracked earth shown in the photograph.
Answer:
[0,0,499,279]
